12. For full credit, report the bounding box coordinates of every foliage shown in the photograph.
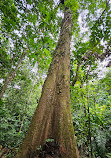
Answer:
[0,0,60,87]
[65,0,79,14]
[0,59,43,157]
[71,69,111,158]
[0,0,111,157]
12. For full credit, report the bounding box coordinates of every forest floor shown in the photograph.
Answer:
[0,142,61,158]
[33,141,61,158]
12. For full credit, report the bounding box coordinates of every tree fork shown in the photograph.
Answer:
[16,8,79,158]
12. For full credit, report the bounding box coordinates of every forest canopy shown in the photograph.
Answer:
[0,0,111,158]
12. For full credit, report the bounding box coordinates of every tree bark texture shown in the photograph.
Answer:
[16,9,79,158]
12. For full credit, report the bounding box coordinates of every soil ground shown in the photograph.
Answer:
[33,141,61,158]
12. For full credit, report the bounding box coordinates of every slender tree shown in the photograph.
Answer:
[16,6,79,158]
[86,67,93,158]
[0,51,27,100]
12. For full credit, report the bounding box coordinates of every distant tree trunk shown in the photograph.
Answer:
[86,68,93,158]
[71,63,80,86]
[19,75,37,133]
[16,8,79,158]
[19,87,33,134]
[0,51,26,100]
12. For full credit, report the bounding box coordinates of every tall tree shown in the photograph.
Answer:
[16,4,79,158]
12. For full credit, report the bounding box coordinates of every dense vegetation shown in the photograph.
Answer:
[0,0,111,157]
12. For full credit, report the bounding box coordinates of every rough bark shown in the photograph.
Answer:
[0,51,27,100]
[16,8,79,158]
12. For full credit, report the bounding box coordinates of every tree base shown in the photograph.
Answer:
[27,141,61,158]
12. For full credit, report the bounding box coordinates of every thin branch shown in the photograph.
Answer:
[92,0,110,27]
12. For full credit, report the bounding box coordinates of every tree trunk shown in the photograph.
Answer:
[71,63,80,86]
[16,8,79,158]
[19,75,37,133]
[86,68,93,158]
[0,51,27,100]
